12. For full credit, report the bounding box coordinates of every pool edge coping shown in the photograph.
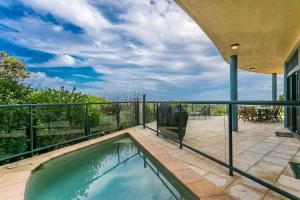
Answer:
[0,126,235,200]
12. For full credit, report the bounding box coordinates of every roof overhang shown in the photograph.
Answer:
[175,0,300,74]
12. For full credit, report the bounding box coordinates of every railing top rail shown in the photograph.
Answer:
[0,101,138,108]
[145,100,300,106]
[1,100,300,108]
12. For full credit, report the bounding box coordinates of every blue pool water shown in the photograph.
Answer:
[25,135,197,200]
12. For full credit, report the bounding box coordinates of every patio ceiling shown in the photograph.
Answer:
[175,0,300,74]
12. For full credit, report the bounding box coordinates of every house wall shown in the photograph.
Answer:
[285,45,300,134]
[298,46,300,64]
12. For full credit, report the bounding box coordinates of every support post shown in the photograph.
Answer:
[284,64,288,128]
[116,103,120,129]
[29,106,33,157]
[143,94,146,129]
[84,104,89,137]
[228,103,234,176]
[135,98,139,125]
[117,143,120,164]
[156,102,159,136]
[153,103,156,122]
[230,55,238,131]
[143,153,147,168]
[179,103,183,149]
[272,73,277,101]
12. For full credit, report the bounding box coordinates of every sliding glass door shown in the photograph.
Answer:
[287,71,300,135]
[297,72,300,136]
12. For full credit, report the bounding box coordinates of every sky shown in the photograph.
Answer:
[0,0,283,100]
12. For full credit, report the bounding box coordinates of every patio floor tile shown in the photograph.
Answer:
[187,180,224,198]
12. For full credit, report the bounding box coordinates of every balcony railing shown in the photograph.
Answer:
[143,98,300,200]
[0,101,139,164]
[0,98,300,200]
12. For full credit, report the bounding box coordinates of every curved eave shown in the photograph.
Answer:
[175,0,300,75]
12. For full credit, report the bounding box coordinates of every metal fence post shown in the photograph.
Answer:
[143,94,146,129]
[136,98,139,125]
[29,106,33,156]
[153,103,156,122]
[84,104,89,137]
[179,103,183,149]
[228,103,233,176]
[156,102,159,136]
[116,103,120,129]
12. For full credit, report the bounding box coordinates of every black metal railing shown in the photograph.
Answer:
[0,101,139,164]
[142,97,300,200]
[1,98,300,199]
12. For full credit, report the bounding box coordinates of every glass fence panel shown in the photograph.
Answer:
[182,103,229,164]
[157,102,180,142]
[0,107,28,161]
[139,102,143,125]
[34,105,86,149]
[89,103,118,134]
[145,102,157,130]
[119,102,137,129]
[233,104,300,199]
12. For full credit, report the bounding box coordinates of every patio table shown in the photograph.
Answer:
[255,106,272,121]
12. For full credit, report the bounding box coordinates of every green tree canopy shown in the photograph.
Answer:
[0,52,106,105]
[0,52,31,104]
[0,52,28,80]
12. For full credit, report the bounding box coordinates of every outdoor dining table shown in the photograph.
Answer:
[255,105,272,121]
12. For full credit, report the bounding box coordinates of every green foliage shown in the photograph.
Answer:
[0,51,28,80]
[0,52,137,161]
[278,94,284,101]
[0,52,31,104]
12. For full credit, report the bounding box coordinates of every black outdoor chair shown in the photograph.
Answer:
[158,103,188,140]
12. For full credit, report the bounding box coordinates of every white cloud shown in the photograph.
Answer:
[20,0,110,31]
[0,0,278,100]
[25,72,75,89]
[52,25,63,32]
[44,54,78,67]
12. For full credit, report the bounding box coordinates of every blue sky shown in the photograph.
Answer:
[0,0,283,100]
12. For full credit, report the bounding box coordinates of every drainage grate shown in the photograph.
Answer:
[289,162,300,179]
[275,132,294,138]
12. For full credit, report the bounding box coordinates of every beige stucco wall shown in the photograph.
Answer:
[176,0,300,74]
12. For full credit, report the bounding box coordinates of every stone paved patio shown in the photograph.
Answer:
[146,116,300,199]
[1,119,299,200]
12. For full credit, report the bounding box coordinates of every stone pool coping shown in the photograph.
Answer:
[0,127,235,200]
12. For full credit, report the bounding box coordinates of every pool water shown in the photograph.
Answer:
[25,135,197,200]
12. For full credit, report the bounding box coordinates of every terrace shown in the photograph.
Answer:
[0,101,299,200]
[143,101,300,199]
[1,0,300,200]
[146,109,300,199]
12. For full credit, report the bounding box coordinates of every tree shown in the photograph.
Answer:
[0,52,31,104]
[278,94,284,101]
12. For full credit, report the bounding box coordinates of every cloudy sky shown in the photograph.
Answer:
[0,0,282,100]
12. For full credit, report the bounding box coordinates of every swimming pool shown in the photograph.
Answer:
[25,135,197,200]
